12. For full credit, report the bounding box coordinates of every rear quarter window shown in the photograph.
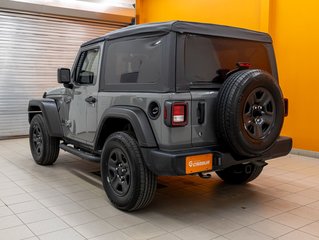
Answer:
[101,34,172,92]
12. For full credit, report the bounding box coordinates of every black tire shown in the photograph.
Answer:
[29,114,60,165]
[101,132,157,211]
[216,69,285,157]
[216,163,263,184]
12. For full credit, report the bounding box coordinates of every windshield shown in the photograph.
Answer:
[178,34,272,89]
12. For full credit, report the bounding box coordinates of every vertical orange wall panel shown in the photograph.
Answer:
[137,0,319,152]
[138,0,269,32]
[269,0,319,151]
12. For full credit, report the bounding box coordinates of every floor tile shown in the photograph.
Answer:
[38,195,73,208]
[201,217,243,235]
[249,219,294,238]
[0,225,34,240]
[38,228,85,240]
[122,222,166,240]
[27,217,69,235]
[300,221,319,237]
[60,210,99,227]
[90,205,123,219]
[225,227,272,240]
[141,212,189,232]
[74,220,116,238]
[270,212,314,228]
[0,215,23,229]
[9,200,44,214]
[264,198,301,211]
[289,206,319,221]
[172,225,218,240]
[1,193,34,205]
[150,233,181,240]
[78,198,109,210]
[49,203,85,217]
[278,230,319,240]
[0,205,13,217]
[90,231,133,240]
[17,208,56,224]
[105,213,145,229]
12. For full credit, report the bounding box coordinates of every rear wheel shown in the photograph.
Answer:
[29,114,60,165]
[101,132,157,211]
[216,163,263,184]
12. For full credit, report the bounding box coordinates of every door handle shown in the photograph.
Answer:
[85,96,96,104]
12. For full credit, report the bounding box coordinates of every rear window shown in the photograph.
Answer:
[178,34,272,89]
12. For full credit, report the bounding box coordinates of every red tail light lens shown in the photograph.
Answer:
[172,103,187,126]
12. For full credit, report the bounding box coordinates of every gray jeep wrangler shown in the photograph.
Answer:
[28,21,292,211]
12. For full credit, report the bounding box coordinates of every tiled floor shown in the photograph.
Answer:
[0,138,319,240]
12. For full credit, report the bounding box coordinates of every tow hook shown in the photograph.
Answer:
[198,172,211,179]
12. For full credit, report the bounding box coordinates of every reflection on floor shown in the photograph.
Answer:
[0,138,319,240]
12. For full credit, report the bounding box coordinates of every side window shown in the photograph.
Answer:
[75,48,101,85]
[105,36,164,85]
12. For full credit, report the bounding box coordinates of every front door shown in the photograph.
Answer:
[67,42,103,144]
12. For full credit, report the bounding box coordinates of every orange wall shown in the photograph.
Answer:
[137,0,269,32]
[269,1,319,151]
[137,0,319,152]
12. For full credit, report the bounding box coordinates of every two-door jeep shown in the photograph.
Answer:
[28,21,292,211]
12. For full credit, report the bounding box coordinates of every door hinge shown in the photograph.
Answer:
[62,120,72,128]
[64,96,71,104]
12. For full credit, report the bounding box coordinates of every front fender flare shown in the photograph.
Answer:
[28,99,63,137]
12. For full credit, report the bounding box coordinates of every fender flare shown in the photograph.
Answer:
[28,99,63,137]
[94,106,157,149]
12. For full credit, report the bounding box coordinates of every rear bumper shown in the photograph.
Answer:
[141,136,292,176]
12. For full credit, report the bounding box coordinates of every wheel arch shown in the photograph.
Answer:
[94,106,157,151]
[28,99,63,137]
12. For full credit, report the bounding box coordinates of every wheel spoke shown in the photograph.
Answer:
[263,115,273,125]
[253,123,263,138]
[108,157,117,170]
[243,112,252,125]
[247,93,256,107]
[121,180,129,193]
[259,91,272,106]
[111,175,121,189]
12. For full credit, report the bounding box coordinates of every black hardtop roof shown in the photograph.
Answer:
[82,20,272,47]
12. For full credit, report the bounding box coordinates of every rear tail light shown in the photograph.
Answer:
[164,102,188,127]
[172,103,187,126]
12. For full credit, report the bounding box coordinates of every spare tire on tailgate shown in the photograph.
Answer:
[216,69,285,157]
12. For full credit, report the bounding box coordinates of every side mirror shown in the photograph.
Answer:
[57,68,71,84]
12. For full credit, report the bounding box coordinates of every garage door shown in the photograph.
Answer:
[0,10,127,138]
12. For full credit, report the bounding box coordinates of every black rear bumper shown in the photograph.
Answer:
[141,136,292,176]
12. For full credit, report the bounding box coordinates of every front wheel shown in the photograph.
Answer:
[216,163,263,184]
[101,132,157,211]
[29,114,60,165]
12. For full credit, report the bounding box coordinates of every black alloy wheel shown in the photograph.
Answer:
[216,69,285,157]
[101,132,157,211]
[107,148,131,196]
[32,123,43,157]
[243,87,276,140]
[29,114,60,165]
